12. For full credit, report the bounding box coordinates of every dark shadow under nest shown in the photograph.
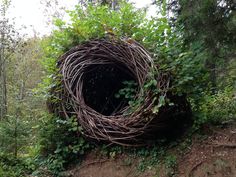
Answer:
[48,38,192,146]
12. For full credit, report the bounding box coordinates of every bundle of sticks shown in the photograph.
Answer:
[48,38,191,146]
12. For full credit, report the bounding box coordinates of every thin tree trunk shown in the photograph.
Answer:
[13,80,25,158]
[2,49,7,117]
[0,3,8,120]
[14,114,18,158]
[0,36,7,120]
[0,45,7,120]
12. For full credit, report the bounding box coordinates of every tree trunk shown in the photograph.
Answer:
[14,115,18,158]
[0,31,7,120]
[0,2,8,120]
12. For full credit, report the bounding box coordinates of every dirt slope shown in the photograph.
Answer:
[66,123,236,177]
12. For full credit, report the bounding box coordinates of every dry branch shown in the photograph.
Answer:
[48,37,191,146]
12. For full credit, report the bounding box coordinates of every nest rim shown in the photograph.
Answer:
[52,37,173,146]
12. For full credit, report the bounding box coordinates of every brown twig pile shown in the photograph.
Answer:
[49,38,191,146]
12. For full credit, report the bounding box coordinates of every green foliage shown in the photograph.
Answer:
[169,0,236,89]
[0,116,31,156]
[42,2,146,66]
[0,153,34,177]
[175,0,236,48]
[122,145,165,173]
[176,136,192,155]
[38,114,91,174]
[153,28,209,105]
[0,34,46,176]
[137,147,163,172]
[164,154,177,177]
[100,145,123,159]
[115,80,144,113]
[166,0,236,131]
[115,81,138,100]
[115,66,174,115]
[41,1,210,110]
[40,1,150,102]
[194,88,236,128]
[98,143,169,173]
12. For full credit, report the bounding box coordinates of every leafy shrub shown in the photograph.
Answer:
[0,116,31,156]
[40,0,236,119]
[164,154,177,176]
[0,153,34,177]
[194,88,236,128]
[41,1,210,109]
[38,114,91,174]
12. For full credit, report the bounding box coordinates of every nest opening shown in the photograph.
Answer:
[82,63,137,116]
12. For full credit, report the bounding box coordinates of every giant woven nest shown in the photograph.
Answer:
[49,38,191,146]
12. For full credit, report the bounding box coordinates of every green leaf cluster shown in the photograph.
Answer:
[0,153,34,177]
[38,114,91,175]
[194,87,236,129]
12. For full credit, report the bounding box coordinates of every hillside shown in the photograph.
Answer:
[63,123,236,177]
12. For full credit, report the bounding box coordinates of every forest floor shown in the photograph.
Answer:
[66,122,236,177]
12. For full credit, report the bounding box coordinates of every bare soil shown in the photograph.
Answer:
[66,123,236,177]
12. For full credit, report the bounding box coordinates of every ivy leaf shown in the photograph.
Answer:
[158,96,165,108]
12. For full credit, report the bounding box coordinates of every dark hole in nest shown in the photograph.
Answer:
[82,64,137,116]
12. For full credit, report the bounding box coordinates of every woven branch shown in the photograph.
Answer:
[49,37,191,146]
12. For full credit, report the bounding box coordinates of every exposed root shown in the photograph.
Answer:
[188,161,205,177]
